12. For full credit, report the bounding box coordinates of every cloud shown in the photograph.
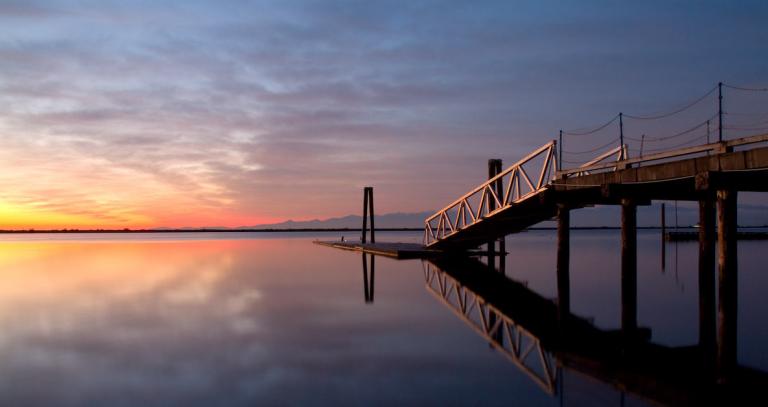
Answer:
[0,1,766,226]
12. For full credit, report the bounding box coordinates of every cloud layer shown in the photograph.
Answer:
[0,0,767,227]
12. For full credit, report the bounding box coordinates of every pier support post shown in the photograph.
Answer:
[621,199,638,333]
[661,203,666,271]
[361,187,375,243]
[717,190,738,382]
[698,197,716,371]
[557,204,571,323]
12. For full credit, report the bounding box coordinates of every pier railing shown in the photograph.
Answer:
[424,141,558,246]
[557,133,768,178]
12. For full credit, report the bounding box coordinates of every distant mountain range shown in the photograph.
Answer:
[241,203,768,230]
[145,203,768,231]
[239,211,435,229]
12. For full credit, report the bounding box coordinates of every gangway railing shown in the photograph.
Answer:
[424,141,558,246]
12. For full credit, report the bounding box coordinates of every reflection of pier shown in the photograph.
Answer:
[423,257,768,406]
[362,253,374,303]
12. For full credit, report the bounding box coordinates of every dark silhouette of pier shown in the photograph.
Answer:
[318,82,768,389]
[420,132,768,384]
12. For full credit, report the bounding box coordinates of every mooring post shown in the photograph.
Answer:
[717,189,738,382]
[362,187,369,243]
[699,197,717,372]
[621,199,638,333]
[368,187,375,243]
[361,187,375,243]
[557,204,571,324]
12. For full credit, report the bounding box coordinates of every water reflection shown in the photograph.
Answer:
[419,254,768,406]
[362,253,375,303]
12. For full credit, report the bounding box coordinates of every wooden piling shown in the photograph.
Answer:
[621,199,638,333]
[368,187,375,243]
[557,204,571,322]
[661,203,666,272]
[361,187,375,243]
[362,188,369,243]
[717,190,738,382]
[698,197,716,371]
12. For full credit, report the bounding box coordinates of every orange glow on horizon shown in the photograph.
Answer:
[0,201,283,230]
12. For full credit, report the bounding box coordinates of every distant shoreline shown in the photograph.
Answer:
[0,225,765,234]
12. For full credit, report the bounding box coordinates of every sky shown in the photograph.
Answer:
[0,0,767,229]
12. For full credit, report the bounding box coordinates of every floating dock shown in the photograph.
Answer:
[313,240,493,259]
[313,241,445,259]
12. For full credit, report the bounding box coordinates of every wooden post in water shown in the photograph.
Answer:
[698,197,716,372]
[621,199,638,333]
[368,187,375,243]
[361,188,369,243]
[557,204,571,323]
[717,189,738,382]
[361,187,375,243]
[661,203,666,272]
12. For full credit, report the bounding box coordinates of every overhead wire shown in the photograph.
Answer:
[624,114,717,143]
[723,83,768,92]
[641,132,708,153]
[562,137,621,156]
[563,114,619,136]
[623,85,718,120]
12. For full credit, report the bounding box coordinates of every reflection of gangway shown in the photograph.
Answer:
[423,260,557,393]
[423,257,768,406]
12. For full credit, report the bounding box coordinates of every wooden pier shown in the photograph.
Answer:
[317,85,768,400]
[420,133,768,383]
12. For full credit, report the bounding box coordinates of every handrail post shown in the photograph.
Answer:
[558,130,563,171]
[619,112,625,160]
[718,82,723,142]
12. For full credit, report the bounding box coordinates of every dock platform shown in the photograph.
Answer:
[314,241,447,259]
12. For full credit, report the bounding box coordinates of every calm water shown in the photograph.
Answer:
[0,230,765,406]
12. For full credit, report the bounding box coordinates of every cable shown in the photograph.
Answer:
[562,137,621,156]
[724,125,768,131]
[642,132,708,153]
[623,85,718,120]
[563,114,619,136]
[723,83,768,92]
[724,111,768,117]
[625,114,716,143]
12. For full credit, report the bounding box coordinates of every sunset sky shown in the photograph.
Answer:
[1,1,767,229]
